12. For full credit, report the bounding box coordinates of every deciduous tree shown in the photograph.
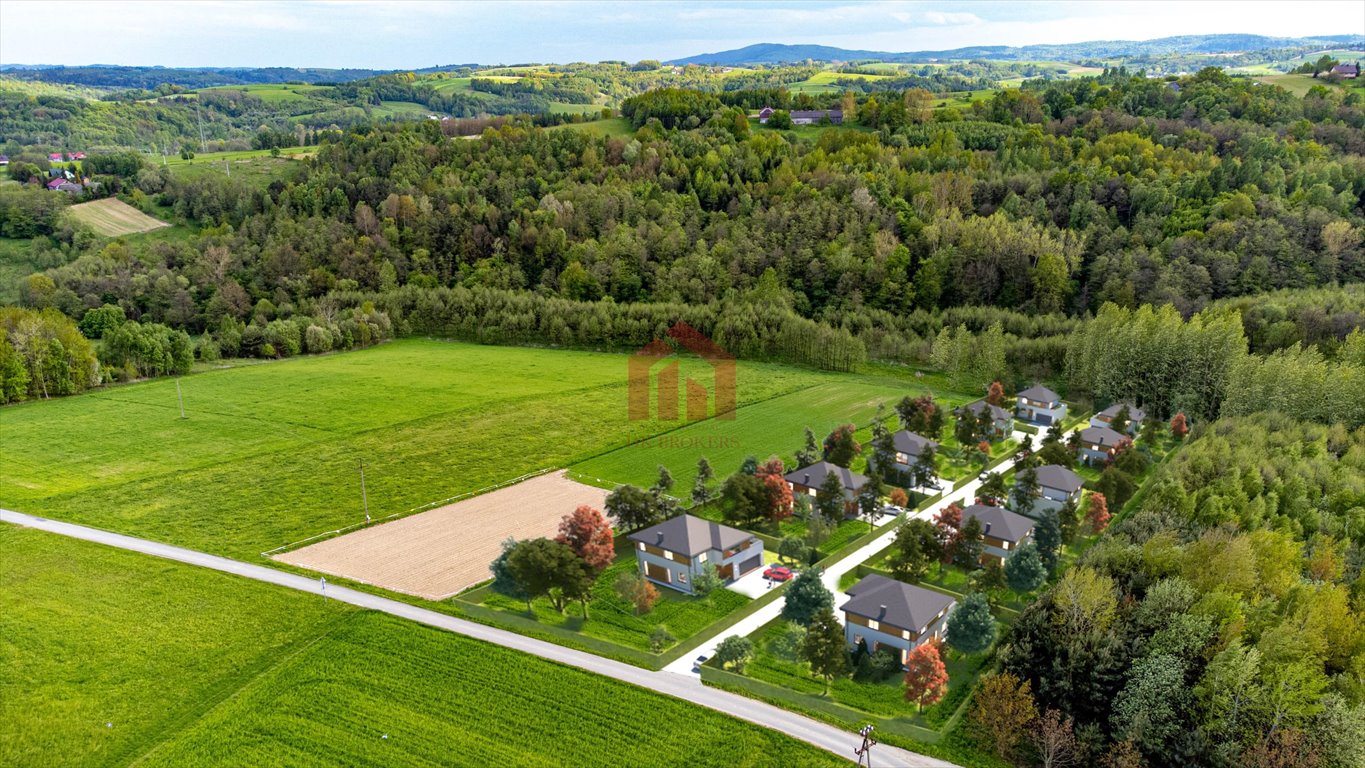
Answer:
[802,607,849,693]
[714,634,754,672]
[556,504,615,575]
[1086,493,1111,533]
[971,672,1037,762]
[782,568,833,626]
[904,639,949,711]
[822,423,860,467]
[946,592,996,654]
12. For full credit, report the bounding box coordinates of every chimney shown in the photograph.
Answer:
[878,605,887,620]
[985,522,992,535]
[656,531,664,545]
[803,473,810,485]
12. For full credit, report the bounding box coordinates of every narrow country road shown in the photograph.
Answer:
[1,508,957,768]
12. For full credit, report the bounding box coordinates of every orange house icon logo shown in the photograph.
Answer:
[629,322,736,421]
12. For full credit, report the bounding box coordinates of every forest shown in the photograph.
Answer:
[991,414,1365,767]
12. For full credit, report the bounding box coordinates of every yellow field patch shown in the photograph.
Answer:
[65,198,169,237]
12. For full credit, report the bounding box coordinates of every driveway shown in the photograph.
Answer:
[728,565,783,598]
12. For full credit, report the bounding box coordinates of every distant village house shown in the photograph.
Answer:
[628,514,764,594]
[841,574,956,664]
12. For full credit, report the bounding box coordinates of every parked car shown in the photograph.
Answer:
[881,504,906,516]
[692,654,709,673]
[763,565,794,582]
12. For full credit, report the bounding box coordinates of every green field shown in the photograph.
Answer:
[0,526,841,768]
[0,339,859,558]
[570,378,959,490]
[160,147,315,183]
[549,117,635,137]
[0,238,41,305]
[64,198,168,236]
[198,83,330,102]
[1253,72,1365,97]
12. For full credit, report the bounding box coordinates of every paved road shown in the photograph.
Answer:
[666,428,1037,675]
[1,508,957,768]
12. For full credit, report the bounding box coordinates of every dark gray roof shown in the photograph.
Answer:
[961,504,1035,543]
[1098,403,1145,423]
[841,574,956,632]
[1081,425,1126,447]
[1017,384,1061,404]
[1030,464,1084,494]
[789,109,842,119]
[964,400,1011,422]
[783,461,868,491]
[891,430,937,458]
[627,514,752,557]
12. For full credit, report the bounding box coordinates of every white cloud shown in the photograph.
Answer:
[920,11,982,26]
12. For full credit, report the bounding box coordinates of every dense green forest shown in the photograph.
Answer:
[997,413,1365,767]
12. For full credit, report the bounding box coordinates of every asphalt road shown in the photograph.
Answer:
[1,508,958,768]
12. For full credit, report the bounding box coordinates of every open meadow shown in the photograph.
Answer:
[1,339,955,561]
[0,526,842,768]
[63,198,168,236]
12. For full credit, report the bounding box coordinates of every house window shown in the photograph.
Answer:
[677,571,688,584]
[697,552,708,563]
[867,619,879,631]
[902,630,911,640]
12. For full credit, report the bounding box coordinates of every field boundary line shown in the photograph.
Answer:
[260,467,558,557]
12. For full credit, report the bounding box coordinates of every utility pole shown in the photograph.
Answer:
[176,379,186,419]
[854,724,876,768]
[359,460,370,522]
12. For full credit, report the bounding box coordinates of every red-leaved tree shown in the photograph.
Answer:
[987,381,1005,406]
[1170,412,1188,438]
[933,503,963,567]
[1086,493,1111,534]
[890,488,909,508]
[904,639,949,711]
[557,505,615,575]
[755,457,794,523]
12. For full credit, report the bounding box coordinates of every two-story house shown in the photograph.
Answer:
[1079,425,1127,466]
[628,514,764,594]
[961,400,1013,439]
[1090,403,1145,436]
[870,430,938,476]
[783,461,868,513]
[1016,464,1084,514]
[841,574,956,665]
[1015,384,1067,425]
[960,504,1036,565]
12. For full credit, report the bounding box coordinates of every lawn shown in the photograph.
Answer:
[0,526,842,768]
[740,618,991,727]
[547,117,635,137]
[163,147,315,184]
[475,558,749,651]
[64,198,168,236]
[0,339,840,559]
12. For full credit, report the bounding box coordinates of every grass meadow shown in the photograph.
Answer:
[64,198,168,236]
[1,339,853,558]
[0,526,842,768]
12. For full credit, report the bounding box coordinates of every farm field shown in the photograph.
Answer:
[570,377,969,491]
[64,198,168,236]
[198,83,330,102]
[1253,71,1365,97]
[0,526,841,768]
[0,339,850,559]
[277,470,610,599]
[549,116,635,137]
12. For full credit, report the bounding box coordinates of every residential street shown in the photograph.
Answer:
[665,428,1037,674]
[0,508,958,768]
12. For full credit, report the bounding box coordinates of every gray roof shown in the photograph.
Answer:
[1030,464,1084,494]
[841,574,956,632]
[891,430,937,458]
[1098,403,1145,423]
[789,109,842,119]
[1017,384,1061,404]
[783,461,868,492]
[1081,425,1126,447]
[627,514,752,558]
[964,400,1011,422]
[961,504,1035,543]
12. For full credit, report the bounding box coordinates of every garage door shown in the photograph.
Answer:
[738,555,762,575]
[1036,413,1052,425]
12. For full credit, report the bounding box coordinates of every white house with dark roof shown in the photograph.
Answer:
[1016,464,1084,514]
[1090,403,1145,435]
[1079,425,1127,466]
[783,461,868,511]
[961,400,1013,438]
[960,504,1035,565]
[841,574,956,664]
[1015,384,1067,425]
[627,514,763,594]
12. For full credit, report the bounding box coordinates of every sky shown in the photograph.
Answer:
[0,0,1360,69]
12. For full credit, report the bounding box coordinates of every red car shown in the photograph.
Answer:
[763,565,793,582]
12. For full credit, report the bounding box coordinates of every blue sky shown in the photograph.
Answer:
[0,0,1358,68]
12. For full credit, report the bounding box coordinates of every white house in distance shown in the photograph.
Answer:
[757,106,844,125]
[783,461,868,513]
[1016,464,1084,514]
[1090,403,1145,435]
[1015,384,1067,425]
[960,504,1036,565]
[841,574,956,664]
[961,400,1013,438]
[628,514,764,594]
[870,430,938,477]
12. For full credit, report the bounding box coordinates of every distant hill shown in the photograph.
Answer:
[0,65,415,89]
[668,34,1365,65]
